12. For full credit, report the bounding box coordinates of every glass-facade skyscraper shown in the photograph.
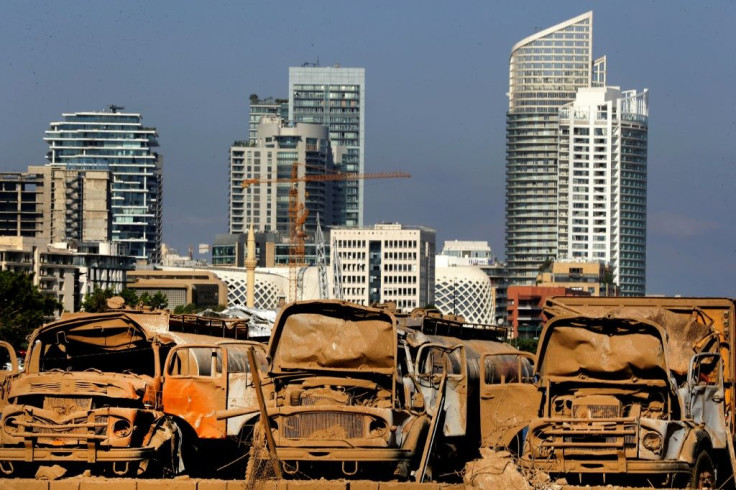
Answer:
[289,66,365,227]
[505,11,602,285]
[44,107,162,262]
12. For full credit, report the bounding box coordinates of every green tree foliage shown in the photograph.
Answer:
[0,271,61,348]
[143,291,168,310]
[173,303,197,314]
[81,287,114,313]
[120,289,139,307]
[512,337,539,354]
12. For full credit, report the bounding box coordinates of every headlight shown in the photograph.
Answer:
[111,418,132,438]
[3,416,21,435]
[369,418,388,437]
[642,431,662,454]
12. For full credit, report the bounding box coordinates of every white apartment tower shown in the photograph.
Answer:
[44,107,162,262]
[289,66,365,227]
[331,224,435,311]
[229,116,334,235]
[506,12,605,285]
[557,87,648,295]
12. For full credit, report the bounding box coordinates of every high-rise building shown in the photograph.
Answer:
[247,96,288,144]
[506,12,602,285]
[229,116,334,236]
[44,107,163,263]
[557,87,648,295]
[331,223,435,311]
[289,65,365,227]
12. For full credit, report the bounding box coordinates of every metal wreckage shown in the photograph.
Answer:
[0,297,733,489]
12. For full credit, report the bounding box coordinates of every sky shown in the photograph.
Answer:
[1,1,734,297]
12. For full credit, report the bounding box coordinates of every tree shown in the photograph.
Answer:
[120,289,139,307]
[173,303,197,314]
[141,291,168,310]
[0,271,61,348]
[81,287,114,313]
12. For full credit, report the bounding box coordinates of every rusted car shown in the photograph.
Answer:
[161,337,267,477]
[0,310,268,478]
[247,300,432,481]
[399,312,537,476]
[521,304,734,488]
[0,311,178,477]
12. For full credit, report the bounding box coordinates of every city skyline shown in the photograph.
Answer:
[0,2,733,296]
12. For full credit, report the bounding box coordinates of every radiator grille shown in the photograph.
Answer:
[282,412,367,439]
[572,404,620,419]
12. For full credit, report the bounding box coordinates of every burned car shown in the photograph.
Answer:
[247,300,431,481]
[521,311,731,487]
[0,310,269,478]
[0,311,178,477]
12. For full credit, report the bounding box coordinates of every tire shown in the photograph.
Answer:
[689,450,716,489]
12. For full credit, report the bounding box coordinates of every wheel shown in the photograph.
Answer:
[689,450,716,489]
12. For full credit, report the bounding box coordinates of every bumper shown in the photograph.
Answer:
[274,447,413,463]
[520,456,691,475]
[0,445,156,464]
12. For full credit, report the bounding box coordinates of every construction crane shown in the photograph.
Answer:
[242,162,410,302]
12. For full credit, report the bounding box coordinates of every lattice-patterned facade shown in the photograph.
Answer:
[211,269,287,309]
[434,266,494,325]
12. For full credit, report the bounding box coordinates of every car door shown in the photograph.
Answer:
[414,343,467,437]
[479,352,540,450]
[688,352,728,449]
[0,341,19,410]
[163,344,228,439]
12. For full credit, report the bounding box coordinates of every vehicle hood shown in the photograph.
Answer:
[33,311,170,349]
[268,300,397,376]
[536,315,670,382]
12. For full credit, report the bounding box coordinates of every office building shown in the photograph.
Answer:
[229,116,334,235]
[44,106,163,263]
[506,11,603,285]
[289,65,365,226]
[557,87,648,295]
[331,223,435,312]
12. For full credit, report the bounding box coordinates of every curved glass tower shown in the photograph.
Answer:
[505,12,599,285]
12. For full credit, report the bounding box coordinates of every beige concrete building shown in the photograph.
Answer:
[126,270,228,309]
[536,259,617,296]
[0,166,112,245]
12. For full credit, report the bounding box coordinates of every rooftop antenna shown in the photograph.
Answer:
[108,104,125,113]
[301,57,320,67]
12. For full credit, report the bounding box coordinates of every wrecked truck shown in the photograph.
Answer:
[0,310,268,478]
[247,300,434,481]
[521,297,736,487]
[0,311,179,477]
[247,300,536,482]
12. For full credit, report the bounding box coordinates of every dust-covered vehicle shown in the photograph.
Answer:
[0,309,269,478]
[0,311,178,477]
[522,297,736,488]
[248,300,432,481]
[398,310,537,473]
[161,337,267,477]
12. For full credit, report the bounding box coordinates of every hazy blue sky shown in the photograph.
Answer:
[1,1,734,296]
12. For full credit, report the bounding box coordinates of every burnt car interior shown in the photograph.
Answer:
[32,322,161,376]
